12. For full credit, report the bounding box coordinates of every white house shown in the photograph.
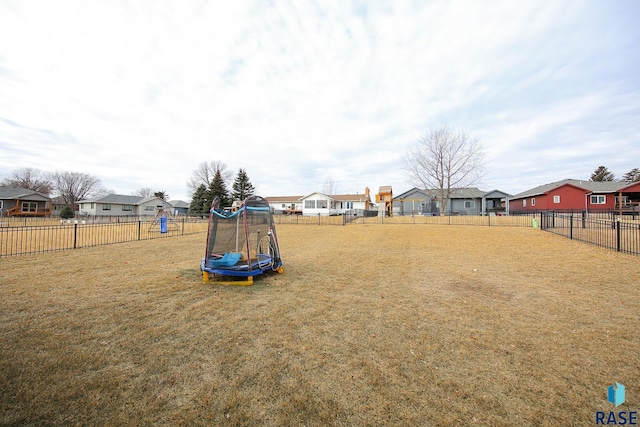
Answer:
[300,189,372,216]
[78,194,170,217]
[267,189,373,216]
[266,196,304,214]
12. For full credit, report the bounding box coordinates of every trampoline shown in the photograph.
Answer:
[201,195,283,285]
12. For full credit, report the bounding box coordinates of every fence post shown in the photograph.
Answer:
[540,212,543,229]
[570,213,574,239]
[138,221,141,240]
[73,223,78,249]
[182,217,185,235]
[616,220,621,252]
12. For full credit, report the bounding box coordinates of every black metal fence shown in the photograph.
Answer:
[3,210,637,258]
[0,217,209,258]
[539,211,640,255]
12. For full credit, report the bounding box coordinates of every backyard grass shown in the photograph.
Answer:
[1,224,639,426]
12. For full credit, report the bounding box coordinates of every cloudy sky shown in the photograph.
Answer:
[1,0,639,201]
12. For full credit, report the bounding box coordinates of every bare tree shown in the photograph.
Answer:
[404,127,486,215]
[321,177,338,195]
[187,161,232,194]
[49,171,104,208]
[2,167,53,195]
[132,187,154,198]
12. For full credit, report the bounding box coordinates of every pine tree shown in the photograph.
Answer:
[590,166,615,182]
[206,170,231,209]
[231,168,256,201]
[622,168,640,183]
[189,184,208,214]
[154,190,169,200]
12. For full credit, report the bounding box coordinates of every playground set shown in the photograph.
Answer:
[200,195,283,285]
[149,204,180,233]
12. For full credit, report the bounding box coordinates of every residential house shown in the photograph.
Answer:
[508,179,640,213]
[267,189,373,216]
[78,194,170,217]
[168,200,190,216]
[425,187,511,215]
[0,186,52,217]
[51,195,68,216]
[392,188,434,216]
[266,196,304,215]
[299,189,372,216]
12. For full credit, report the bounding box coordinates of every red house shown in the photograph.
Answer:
[509,179,640,213]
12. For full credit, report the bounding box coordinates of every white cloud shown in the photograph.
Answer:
[1,0,639,201]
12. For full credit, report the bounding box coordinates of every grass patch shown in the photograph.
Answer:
[1,224,639,426]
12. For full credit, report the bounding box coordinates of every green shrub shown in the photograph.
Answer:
[60,205,75,219]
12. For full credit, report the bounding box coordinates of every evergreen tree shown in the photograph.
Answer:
[622,168,640,183]
[231,168,256,201]
[206,170,231,209]
[154,190,169,200]
[59,205,75,219]
[590,166,615,182]
[189,184,208,214]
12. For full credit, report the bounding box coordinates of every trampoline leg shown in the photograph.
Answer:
[276,266,284,274]
[202,271,210,283]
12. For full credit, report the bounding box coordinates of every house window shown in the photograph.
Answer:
[21,202,37,213]
[523,199,527,207]
[91,203,95,209]
[615,196,629,207]
[531,198,535,207]
[553,195,560,204]
[282,204,286,208]
[102,204,111,211]
[464,201,475,209]
[316,200,328,209]
[590,195,606,205]
[305,200,315,209]
[346,201,353,209]
[145,206,154,211]
[122,205,133,212]
[0,200,3,210]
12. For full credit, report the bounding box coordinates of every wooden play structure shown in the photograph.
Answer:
[375,186,393,217]
[148,204,180,233]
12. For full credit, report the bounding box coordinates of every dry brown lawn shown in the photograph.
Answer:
[1,224,639,426]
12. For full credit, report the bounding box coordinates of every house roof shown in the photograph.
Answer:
[511,179,625,200]
[0,186,51,201]
[378,185,392,194]
[270,192,371,203]
[266,196,304,203]
[393,187,432,200]
[168,200,190,208]
[425,187,487,199]
[331,194,371,202]
[78,194,166,205]
[483,189,512,198]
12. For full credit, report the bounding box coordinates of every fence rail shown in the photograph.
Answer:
[2,211,638,258]
[539,211,640,255]
[0,217,209,258]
